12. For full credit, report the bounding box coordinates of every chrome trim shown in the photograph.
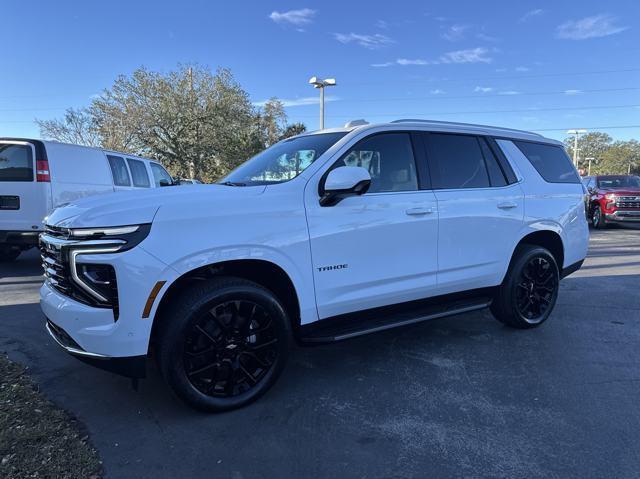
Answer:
[40,234,126,248]
[70,247,121,302]
[46,322,110,359]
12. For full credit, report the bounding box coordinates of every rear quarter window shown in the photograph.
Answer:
[514,141,580,184]
[0,143,33,182]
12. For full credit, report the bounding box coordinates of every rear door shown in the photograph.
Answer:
[0,140,51,232]
[423,132,524,293]
[126,158,152,189]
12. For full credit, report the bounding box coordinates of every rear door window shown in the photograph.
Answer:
[150,163,173,187]
[513,141,580,184]
[107,155,131,187]
[426,133,491,189]
[0,143,34,182]
[127,158,150,188]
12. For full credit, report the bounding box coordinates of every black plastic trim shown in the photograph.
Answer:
[561,259,584,279]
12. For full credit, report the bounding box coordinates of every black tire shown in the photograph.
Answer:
[0,245,21,262]
[491,245,560,329]
[156,276,291,412]
[592,205,608,229]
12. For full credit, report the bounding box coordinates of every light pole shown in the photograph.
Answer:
[567,129,587,168]
[309,76,336,129]
[586,157,595,176]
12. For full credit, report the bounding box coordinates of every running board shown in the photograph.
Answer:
[298,293,493,344]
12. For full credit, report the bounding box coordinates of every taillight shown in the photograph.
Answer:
[36,159,50,182]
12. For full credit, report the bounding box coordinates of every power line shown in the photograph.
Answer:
[292,104,640,119]
[531,125,640,132]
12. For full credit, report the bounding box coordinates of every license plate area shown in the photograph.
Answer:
[0,196,20,210]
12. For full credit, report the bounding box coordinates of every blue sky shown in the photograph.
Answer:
[1,0,639,141]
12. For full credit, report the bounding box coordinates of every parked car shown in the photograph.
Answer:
[0,138,174,261]
[177,178,203,185]
[582,175,640,228]
[39,119,589,411]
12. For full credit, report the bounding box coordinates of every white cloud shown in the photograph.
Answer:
[515,66,530,72]
[397,58,429,65]
[269,8,316,28]
[333,32,393,49]
[439,47,492,64]
[430,89,445,95]
[441,24,469,41]
[519,9,544,23]
[557,14,628,40]
[375,19,389,29]
[474,86,493,93]
[370,47,493,68]
[476,32,499,42]
[564,89,583,95]
[253,96,338,108]
[498,90,521,95]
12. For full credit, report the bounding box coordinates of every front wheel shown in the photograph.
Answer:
[156,276,291,412]
[592,205,608,229]
[491,245,560,329]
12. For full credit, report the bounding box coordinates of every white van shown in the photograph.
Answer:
[0,138,174,261]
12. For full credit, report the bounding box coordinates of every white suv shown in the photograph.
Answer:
[40,120,589,411]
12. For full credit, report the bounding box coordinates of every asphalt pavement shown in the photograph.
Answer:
[1,226,639,479]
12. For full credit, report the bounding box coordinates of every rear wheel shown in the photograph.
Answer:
[156,276,290,412]
[491,245,560,329]
[0,245,21,262]
[592,205,608,229]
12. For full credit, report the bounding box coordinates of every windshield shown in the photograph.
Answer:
[597,176,640,189]
[221,132,347,186]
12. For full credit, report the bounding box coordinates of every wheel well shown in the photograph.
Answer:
[150,259,301,348]
[516,230,564,269]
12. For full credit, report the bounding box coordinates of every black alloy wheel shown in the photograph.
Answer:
[490,245,560,329]
[157,276,290,412]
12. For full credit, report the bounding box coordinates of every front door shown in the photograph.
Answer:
[304,131,439,319]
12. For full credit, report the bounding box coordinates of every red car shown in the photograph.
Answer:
[582,175,640,228]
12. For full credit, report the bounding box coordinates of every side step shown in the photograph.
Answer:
[298,293,493,344]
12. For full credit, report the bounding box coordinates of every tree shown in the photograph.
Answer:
[598,140,640,175]
[563,132,612,173]
[279,122,307,141]
[37,64,306,182]
[36,108,101,147]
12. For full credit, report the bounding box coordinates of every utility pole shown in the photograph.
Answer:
[586,157,595,176]
[309,77,337,129]
[567,129,587,168]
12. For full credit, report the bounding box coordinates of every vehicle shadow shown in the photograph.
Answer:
[0,248,42,280]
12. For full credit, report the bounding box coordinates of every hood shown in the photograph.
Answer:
[45,184,266,228]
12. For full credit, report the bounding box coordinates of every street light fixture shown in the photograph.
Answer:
[309,76,337,129]
[567,129,587,168]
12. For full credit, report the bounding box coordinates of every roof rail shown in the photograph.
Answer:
[390,119,543,137]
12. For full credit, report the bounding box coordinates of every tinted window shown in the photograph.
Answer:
[0,143,33,182]
[514,141,580,184]
[107,155,131,186]
[597,176,640,189]
[427,134,490,189]
[150,163,173,187]
[479,138,507,187]
[335,133,418,193]
[127,158,150,187]
[223,132,347,185]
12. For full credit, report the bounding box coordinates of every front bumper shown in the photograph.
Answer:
[605,210,640,222]
[45,319,146,378]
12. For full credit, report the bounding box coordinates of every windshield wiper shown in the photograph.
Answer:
[219,181,247,187]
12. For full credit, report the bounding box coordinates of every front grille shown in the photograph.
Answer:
[39,229,119,317]
[616,198,640,209]
[40,237,73,295]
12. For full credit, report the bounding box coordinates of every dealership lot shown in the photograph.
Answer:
[1,227,639,479]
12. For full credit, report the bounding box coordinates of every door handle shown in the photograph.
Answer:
[497,202,518,210]
[405,207,433,216]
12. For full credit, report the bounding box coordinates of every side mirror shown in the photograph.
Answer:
[587,187,595,194]
[159,179,173,187]
[320,166,371,207]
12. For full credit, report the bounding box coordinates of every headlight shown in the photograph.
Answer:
[67,224,151,250]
